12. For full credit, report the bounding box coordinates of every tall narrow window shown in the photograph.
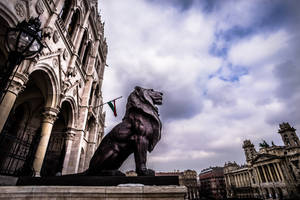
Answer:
[82,42,91,71]
[78,30,87,59]
[88,85,94,106]
[68,9,79,38]
[59,0,72,23]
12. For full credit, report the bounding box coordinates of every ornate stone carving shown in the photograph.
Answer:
[43,27,53,40]
[52,58,58,68]
[66,67,77,77]
[61,80,71,94]
[15,2,26,18]
[42,110,58,124]
[65,131,76,140]
[86,86,163,176]
[53,30,60,43]
[35,0,44,15]
[73,88,77,97]
[278,122,296,133]
[7,80,26,95]
[63,49,69,60]
[80,1,85,15]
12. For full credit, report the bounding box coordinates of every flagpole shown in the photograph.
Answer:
[94,96,122,108]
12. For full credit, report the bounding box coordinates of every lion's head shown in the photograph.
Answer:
[124,86,163,152]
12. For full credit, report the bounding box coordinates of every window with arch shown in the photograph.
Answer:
[88,84,94,106]
[59,0,72,23]
[82,41,91,71]
[87,83,100,110]
[67,9,80,39]
[78,29,87,60]
[94,85,100,108]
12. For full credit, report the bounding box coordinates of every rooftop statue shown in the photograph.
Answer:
[86,86,163,176]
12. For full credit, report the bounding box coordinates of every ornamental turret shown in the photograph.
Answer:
[243,140,257,163]
[278,122,299,147]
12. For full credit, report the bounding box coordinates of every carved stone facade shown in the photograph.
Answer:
[0,0,107,176]
[224,123,300,200]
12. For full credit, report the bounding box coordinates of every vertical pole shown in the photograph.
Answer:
[32,108,58,176]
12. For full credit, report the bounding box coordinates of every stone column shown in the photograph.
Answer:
[273,163,282,181]
[267,164,275,182]
[0,76,27,133]
[32,108,59,177]
[276,162,285,181]
[239,174,243,187]
[255,167,262,183]
[234,175,238,187]
[243,174,246,186]
[238,174,241,187]
[62,129,76,174]
[74,9,90,51]
[68,76,93,173]
[261,165,268,182]
[236,174,240,187]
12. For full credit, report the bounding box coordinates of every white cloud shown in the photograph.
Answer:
[228,30,289,67]
[99,0,300,173]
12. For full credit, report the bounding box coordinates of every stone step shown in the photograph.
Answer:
[0,185,187,200]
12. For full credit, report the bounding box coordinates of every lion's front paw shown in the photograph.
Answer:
[136,168,155,176]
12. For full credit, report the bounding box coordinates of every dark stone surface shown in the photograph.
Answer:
[0,175,18,186]
[17,176,179,186]
[87,86,163,176]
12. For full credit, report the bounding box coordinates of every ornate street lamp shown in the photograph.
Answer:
[0,17,44,102]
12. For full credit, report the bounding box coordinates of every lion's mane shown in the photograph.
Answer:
[123,86,162,152]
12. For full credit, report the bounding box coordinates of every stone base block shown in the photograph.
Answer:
[0,176,18,186]
[0,185,187,200]
[17,176,179,186]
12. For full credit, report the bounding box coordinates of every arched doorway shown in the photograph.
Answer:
[0,70,54,176]
[41,101,73,176]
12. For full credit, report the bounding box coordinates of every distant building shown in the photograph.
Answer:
[199,166,227,199]
[156,169,200,200]
[224,122,300,199]
[224,162,256,199]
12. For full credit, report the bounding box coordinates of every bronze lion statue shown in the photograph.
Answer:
[86,86,163,176]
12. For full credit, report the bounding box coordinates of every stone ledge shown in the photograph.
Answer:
[0,186,187,200]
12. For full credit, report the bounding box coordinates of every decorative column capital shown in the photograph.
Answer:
[42,107,59,124]
[7,79,26,95]
[65,129,76,140]
[6,72,28,95]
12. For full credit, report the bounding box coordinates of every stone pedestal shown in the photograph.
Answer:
[17,176,179,186]
[0,186,186,200]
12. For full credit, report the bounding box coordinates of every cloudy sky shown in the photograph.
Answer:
[98,0,300,173]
